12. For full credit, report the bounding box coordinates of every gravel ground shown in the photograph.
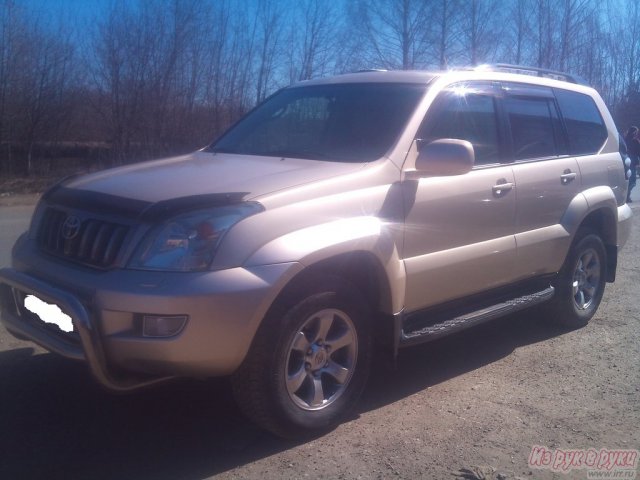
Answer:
[0,192,41,207]
[0,196,638,480]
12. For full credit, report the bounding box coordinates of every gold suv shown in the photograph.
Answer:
[0,66,632,438]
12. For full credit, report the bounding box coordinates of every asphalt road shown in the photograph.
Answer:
[0,199,638,480]
[0,204,32,267]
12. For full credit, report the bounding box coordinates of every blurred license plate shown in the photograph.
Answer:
[23,294,74,333]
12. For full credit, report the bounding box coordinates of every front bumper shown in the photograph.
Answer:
[0,246,301,391]
[0,268,149,391]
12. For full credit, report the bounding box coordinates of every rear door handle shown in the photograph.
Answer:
[492,180,514,197]
[561,171,577,185]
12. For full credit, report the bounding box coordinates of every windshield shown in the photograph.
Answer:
[211,83,427,162]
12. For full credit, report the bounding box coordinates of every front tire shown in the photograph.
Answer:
[231,276,372,438]
[547,230,607,328]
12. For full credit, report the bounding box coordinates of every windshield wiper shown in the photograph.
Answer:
[261,149,328,160]
[209,146,234,154]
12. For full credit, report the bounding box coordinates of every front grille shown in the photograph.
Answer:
[37,208,130,268]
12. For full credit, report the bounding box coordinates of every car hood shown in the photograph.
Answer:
[63,151,365,204]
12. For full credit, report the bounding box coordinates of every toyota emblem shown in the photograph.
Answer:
[61,215,82,240]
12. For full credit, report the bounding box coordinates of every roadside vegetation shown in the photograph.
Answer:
[2,0,640,193]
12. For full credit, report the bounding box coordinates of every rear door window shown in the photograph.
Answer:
[503,95,561,160]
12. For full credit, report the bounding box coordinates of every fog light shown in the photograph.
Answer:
[142,315,188,337]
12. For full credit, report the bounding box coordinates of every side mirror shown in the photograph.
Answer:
[414,138,475,176]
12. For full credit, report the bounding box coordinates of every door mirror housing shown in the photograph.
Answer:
[414,138,475,176]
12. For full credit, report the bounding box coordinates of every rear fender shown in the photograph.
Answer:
[561,187,617,246]
[561,187,619,281]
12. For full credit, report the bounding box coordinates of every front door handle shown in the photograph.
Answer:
[492,180,514,197]
[561,170,577,185]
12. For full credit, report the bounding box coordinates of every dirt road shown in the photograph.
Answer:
[0,198,638,480]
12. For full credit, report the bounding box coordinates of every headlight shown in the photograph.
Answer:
[129,203,262,271]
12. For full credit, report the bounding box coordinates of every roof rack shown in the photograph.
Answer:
[473,64,589,86]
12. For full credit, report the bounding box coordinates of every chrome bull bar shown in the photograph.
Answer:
[0,267,172,392]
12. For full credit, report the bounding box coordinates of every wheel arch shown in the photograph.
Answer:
[578,209,618,282]
[287,252,393,311]
[562,187,619,282]
[578,208,617,246]
[265,251,398,352]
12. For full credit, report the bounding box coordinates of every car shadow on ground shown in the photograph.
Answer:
[0,311,568,480]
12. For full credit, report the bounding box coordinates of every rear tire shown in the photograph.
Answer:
[231,275,372,439]
[546,230,607,329]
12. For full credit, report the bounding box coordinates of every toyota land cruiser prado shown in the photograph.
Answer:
[0,66,632,438]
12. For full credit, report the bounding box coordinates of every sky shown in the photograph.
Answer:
[19,0,109,25]
[18,0,268,26]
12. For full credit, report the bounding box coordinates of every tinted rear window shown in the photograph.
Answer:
[554,89,607,155]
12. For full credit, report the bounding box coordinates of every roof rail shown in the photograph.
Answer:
[355,69,389,73]
[473,63,589,86]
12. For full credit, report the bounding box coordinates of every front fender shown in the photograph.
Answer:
[245,217,406,314]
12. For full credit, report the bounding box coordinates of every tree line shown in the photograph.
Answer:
[1,0,639,176]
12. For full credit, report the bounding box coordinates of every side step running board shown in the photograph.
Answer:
[400,286,555,346]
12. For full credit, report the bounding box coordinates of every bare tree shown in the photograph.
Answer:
[200,0,233,134]
[432,0,461,69]
[619,0,640,93]
[91,0,220,163]
[287,0,344,81]
[558,0,594,72]
[507,0,535,65]
[4,0,640,175]
[599,0,640,125]
[255,0,284,103]
[573,4,606,88]
[534,0,555,68]
[0,0,20,172]
[352,0,431,70]
[21,28,75,174]
[0,0,77,175]
[460,0,503,66]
